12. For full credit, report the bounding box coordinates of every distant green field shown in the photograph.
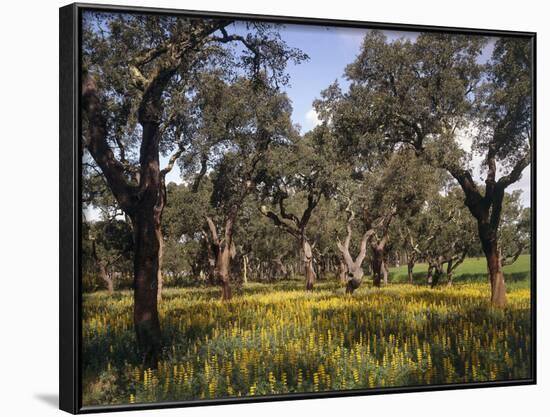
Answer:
[389,254,531,290]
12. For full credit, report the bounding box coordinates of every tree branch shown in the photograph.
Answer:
[82,75,137,215]
[498,151,531,189]
[205,216,220,245]
[277,192,301,228]
[161,141,187,177]
[259,206,300,240]
[502,244,524,266]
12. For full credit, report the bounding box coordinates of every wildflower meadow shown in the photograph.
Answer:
[82,256,531,406]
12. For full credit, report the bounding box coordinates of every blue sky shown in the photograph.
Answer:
[273,24,420,133]
[274,24,366,132]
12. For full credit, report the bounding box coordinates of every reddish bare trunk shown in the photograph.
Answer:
[482,237,507,307]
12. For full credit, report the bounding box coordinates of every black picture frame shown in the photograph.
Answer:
[59,3,537,414]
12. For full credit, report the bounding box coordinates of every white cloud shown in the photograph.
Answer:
[303,108,322,133]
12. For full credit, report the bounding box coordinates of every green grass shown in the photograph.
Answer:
[389,254,531,290]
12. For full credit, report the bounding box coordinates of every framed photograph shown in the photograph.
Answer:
[59,2,536,413]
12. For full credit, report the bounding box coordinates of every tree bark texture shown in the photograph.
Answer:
[303,239,316,291]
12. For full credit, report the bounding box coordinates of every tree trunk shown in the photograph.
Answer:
[382,260,389,285]
[451,165,513,305]
[481,234,507,306]
[131,116,166,370]
[303,239,316,291]
[407,258,414,285]
[338,259,347,285]
[446,260,454,286]
[305,262,315,290]
[242,255,248,285]
[273,256,288,280]
[205,216,237,301]
[371,248,383,288]
[221,278,232,300]
[157,232,163,302]
[105,273,114,294]
[431,261,443,288]
[426,263,434,286]
[98,267,113,294]
[216,246,233,300]
[132,208,162,370]
[91,239,114,294]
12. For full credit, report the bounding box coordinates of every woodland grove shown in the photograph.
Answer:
[82,13,532,369]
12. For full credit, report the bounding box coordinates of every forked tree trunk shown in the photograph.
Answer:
[260,192,321,292]
[449,162,518,306]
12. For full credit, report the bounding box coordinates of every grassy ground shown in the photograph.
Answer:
[390,254,531,289]
[81,255,532,406]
